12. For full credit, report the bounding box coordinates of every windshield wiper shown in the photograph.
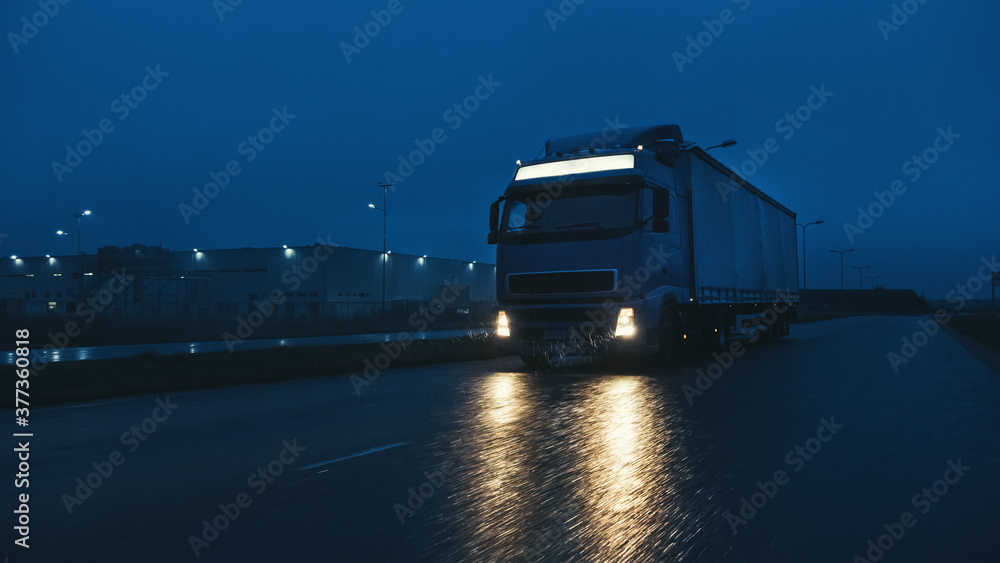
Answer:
[505,225,542,232]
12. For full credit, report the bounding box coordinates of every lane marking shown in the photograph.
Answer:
[296,440,411,471]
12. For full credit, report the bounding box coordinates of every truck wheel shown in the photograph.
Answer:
[768,314,787,341]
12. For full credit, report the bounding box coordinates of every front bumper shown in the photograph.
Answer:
[495,305,649,357]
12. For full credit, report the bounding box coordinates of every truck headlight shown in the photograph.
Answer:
[615,307,636,337]
[497,310,510,337]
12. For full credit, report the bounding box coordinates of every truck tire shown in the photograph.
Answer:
[768,314,787,341]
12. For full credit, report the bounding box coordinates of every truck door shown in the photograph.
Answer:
[642,187,685,289]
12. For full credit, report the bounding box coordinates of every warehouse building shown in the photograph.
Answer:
[0,243,495,320]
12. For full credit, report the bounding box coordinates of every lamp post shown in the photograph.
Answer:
[74,210,91,255]
[370,182,392,321]
[57,209,91,297]
[866,276,882,290]
[829,249,855,290]
[796,220,824,289]
[852,265,871,289]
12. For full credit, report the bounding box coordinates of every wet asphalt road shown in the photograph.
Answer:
[8,316,1000,562]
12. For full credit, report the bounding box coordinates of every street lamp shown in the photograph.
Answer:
[866,275,882,289]
[58,210,91,296]
[370,182,393,320]
[796,220,824,289]
[75,210,91,254]
[828,249,855,290]
[852,265,871,289]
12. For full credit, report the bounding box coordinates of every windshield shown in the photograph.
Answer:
[501,184,639,242]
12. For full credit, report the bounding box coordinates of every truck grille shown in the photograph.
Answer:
[511,308,601,323]
[507,270,616,295]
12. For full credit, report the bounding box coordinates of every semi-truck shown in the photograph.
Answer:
[487,124,799,367]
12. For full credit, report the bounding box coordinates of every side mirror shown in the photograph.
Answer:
[487,232,498,245]
[651,218,670,233]
[489,199,501,232]
[652,191,670,217]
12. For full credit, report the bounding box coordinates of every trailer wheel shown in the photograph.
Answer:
[768,314,787,341]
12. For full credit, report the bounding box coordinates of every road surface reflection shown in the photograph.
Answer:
[449,371,712,561]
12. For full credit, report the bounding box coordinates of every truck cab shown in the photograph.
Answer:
[488,124,798,367]
[489,125,691,366]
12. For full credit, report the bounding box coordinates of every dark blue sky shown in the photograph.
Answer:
[2,0,998,298]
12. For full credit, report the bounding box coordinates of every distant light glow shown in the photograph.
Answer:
[9,255,16,260]
[368,203,375,208]
[514,154,635,181]
[45,254,51,258]
[83,210,91,215]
